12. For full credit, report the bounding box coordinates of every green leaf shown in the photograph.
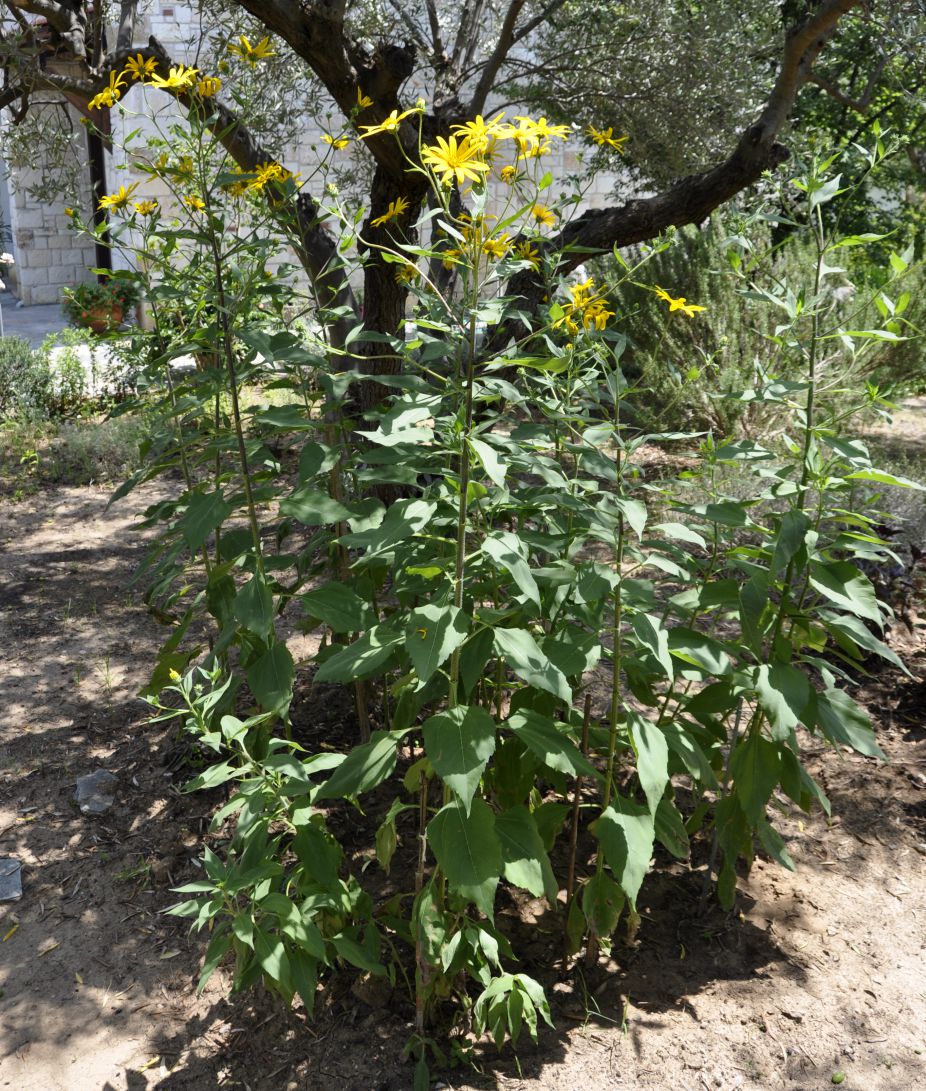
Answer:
[254,928,291,990]
[470,436,507,487]
[668,628,733,674]
[247,642,294,714]
[654,796,690,859]
[844,468,925,490]
[729,732,781,826]
[315,729,406,800]
[820,612,908,674]
[197,929,232,992]
[483,533,540,608]
[459,627,496,699]
[507,710,598,779]
[428,797,502,918]
[234,575,274,638]
[631,613,674,681]
[301,582,376,633]
[314,624,402,683]
[405,604,469,683]
[771,510,810,575]
[581,871,625,940]
[755,662,811,741]
[494,627,571,703]
[592,797,655,908]
[495,805,558,902]
[814,688,885,759]
[422,706,496,813]
[809,562,882,626]
[279,486,353,526]
[628,711,669,814]
[338,498,436,554]
[181,490,233,551]
[757,818,795,870]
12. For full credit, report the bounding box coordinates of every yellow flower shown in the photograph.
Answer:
[356,88,374,110]
[359,108,416,139]
[441,247,463,271]
[97,183,139,211]
[124,53,157,81]
[452,113,506,153]
[654,286,706,317]
[88,70,126,111]
[247,161,294,192]
[133,199,158,216]
[586,125,628,153]
[148,65,198,91]
[64,207,75,218]
[323,133,350,149]
[514,240,540,268]
[482,233,512,260]
[184,194,205,210]
[228,35,276,65]
[516,116,571,141]
[531,203,556,228]
[421,135,490,187]
[395,262,420,285]
[499,165,517,184]
[168,668,181,682]
[554,276,614,333]
[371,196,410,227]
[195,75,222,98]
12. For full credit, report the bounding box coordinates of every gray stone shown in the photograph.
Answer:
[0,858,22,901]
[75,769,118,815]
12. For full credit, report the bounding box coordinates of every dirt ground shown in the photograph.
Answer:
[1,481,924,1091]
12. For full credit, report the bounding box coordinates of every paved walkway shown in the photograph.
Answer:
[0,292,69,347]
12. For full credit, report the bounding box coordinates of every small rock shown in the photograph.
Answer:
[350,972,393,1009]
[0,858,22,901]
[75,769,118,814]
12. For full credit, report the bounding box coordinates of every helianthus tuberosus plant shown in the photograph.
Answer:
[78,55,921,1079]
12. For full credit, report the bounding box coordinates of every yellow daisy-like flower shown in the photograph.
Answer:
[554,276,614,334]
[499,165,517,184]
[371,196,410,228]
[395,262,420,285]
[228,35,276,65]
[356,88,374,110]
[482,233,512,260]
[322,133,350,149]
[514,240,540,269]
[452,113,506,153]
[516,116,571,141]
[586,124,628,153]
[184,194,206,211]
[247,161,294,192]
[531,203,556,228]
[441,247,463,271]
[359,108,416,139]
[195,75,222,98]
[421,135,490,187]
[133,199,158,216]
[124,53,157,81]
[88,70,126,111]
[148,65,198,91]
[64,207,75,218]
[98,183,139,211]
[654,285,706,317]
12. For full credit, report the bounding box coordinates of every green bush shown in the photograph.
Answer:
[0,336,55,421]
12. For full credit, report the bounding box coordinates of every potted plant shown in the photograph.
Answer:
[62,276,140,333]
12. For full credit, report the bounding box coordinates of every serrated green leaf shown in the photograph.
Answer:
[507,710,598,779]
[494,627,571,703]
[247,642,294,714]
[495,805,558,902]
[628,711,669,814]
[315,729,406,800]
[428,797,501,917]
[592,797,655,908]
[405,604,469,683]
[301,582,376,633]
[422,705,496,813]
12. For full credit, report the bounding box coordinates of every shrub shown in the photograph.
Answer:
[0,336,54,421]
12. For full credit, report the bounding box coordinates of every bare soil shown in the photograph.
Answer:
[1,481,924,1091]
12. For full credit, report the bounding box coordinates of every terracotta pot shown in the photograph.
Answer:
[80,303,123,333]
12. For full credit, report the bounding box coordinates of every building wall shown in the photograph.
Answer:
[3,100,98,306]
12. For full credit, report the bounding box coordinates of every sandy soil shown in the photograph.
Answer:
[0,482,924,1091]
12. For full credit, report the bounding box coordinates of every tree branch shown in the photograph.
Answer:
[496,0,863,337]
[469,0,524,116]
[808,52,890,113]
